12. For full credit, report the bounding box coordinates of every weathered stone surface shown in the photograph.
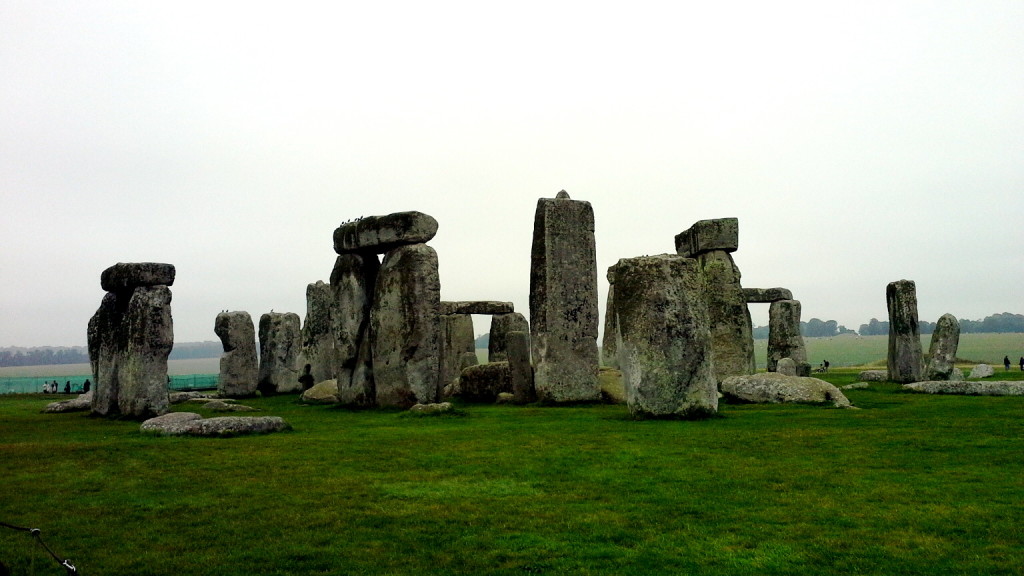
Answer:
[439,301,514,315]
[457,362,512,402]
[601,270,618,368]
[796,362,812,378]
[742,287,794,303]
[43,391,93,413]
[331,254,379,407]
[300,281,338,385]
[206,400,258,412]
[887,280,924,384]
[698,250,755,382]
[858,370,888,382]
[258,312,302,394]
[767,300,807,372]
[89,285,173,420]
[215,311,258,397]
[496,392,515,404]
[507,331,535,404]
[301,379,340,404]
[949,367,965,381]
[925,313,960,380]
[776,357,797,376]
[529,194,600,403]
[333,211,438,254]
[841,382,870,390]
[439,314,477,390]
[674,218,738,258]
[370,243,441,408]
[141,413,291,436]
[408,402,453,414]
[100,262,176,292]
[488,312,529,363]
[613,255,718,418]
[721,372,852,408]
[902,381,1024,396]
[969,364,994,378]
[169,391,212,404]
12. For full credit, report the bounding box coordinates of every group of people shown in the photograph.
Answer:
[41,379,90,394]
[1002,356,1024,371]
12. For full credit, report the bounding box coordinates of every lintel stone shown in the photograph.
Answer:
[674,218,738,258]
[333,211,439,255]
[440,301,514,316]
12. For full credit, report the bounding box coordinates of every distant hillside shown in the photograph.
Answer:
[0,341,223,367]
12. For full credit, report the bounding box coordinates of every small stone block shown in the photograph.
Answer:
[674,218,738,257]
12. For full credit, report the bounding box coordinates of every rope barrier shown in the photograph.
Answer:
[0,521,79,575]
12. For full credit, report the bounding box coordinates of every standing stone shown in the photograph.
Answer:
[301,281,339,385]
[507,330,535,404]
[776,357,797,376]
[601,265,618,368]
[529,191,600,403]
[887,280,924,384]
[696,250,755,382]
[214,311,258,397]
[488,312,529,363]
[258,312,302,394]
[767,300,808,372]
[370,243,441,408]
[89,263,174,420]
[439,314,477,390]
[613,255,717,418]
[925,313,960,381]
[331,253,380,407]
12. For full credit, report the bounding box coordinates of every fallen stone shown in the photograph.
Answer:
[457,362,512,402]
[776,357,797,376]
[887,279,923,383]
[141,414,291,436]
[742,287,794,303]
[858,370,888,382]
[408,402,453,414]
[333,211,439,255]
[721,372,852,408]
[439,301,514,316]
[301,379,340,404]
[100,262,176,292]
[42,391,93,413]
[674,217,738,258]
[902,381,1024,396]
[841,383,870,390]
[169,391,213,404]
[205,400,258,412]
[969,364,994,379]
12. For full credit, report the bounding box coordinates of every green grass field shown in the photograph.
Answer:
[2,368,1023,575]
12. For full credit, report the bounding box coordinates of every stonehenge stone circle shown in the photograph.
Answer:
[214,311,259,397]
[258,312,302,394]
[370,243,441,407]
[925,313,960,381]
[886,280,924,384]
[88,263,175,420]
[674,217,738,258]
[439,301,514,315]
[529,191,601,403]
[767,299,807,372]
[742,287,794,303]
[488,312,529,363]
[333,211,439,255]
[612,255,718,419]
[439,313,477,390]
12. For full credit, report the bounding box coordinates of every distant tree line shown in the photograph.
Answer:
[753,312,1024,339]
[0,341,224,367]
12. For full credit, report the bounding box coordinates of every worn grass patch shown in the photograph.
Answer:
[2,380,1023,575]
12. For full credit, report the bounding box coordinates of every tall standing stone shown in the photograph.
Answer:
[88,263,175,419]
[331,253,380,406]
[215,311,258,397]
[301,281,339,385]
[370,243,441,407]
[507,330,535,404]
[439,313,477,389]
[529,191,600,403]
[258,312,302,394]
[488,312,529,363]
[613,255,717,418]
[696,250,755,381]
[767,300,807,372]
[925,313,960,381]
[601,265,618,368]
[887,280,924,384]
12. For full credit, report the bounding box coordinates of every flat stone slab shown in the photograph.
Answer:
[743,287,794,303]
[440,301,514,315]
[42,391,93,413]
[169,391,214,404]
[333,211,438,254]
[674,218,738,258]
[858,370,888,382]
[902,381,1024,395]
[721,372,852,408]
[141,413,291,436]
[408,402,454,414]
[100,262,176,292]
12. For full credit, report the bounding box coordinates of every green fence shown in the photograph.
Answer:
[0,374,219,395]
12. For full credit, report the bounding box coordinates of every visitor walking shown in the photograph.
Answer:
[1019,357,1023,372]
[1004,355,1011,371]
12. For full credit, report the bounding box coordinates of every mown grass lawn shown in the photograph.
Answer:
[2,372,1022,575]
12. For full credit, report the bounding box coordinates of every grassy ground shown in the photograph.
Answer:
[2,369,1023,575]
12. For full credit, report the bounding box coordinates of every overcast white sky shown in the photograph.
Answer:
[2,1,1021,348]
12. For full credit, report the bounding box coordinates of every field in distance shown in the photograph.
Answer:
[0,357,221,378]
